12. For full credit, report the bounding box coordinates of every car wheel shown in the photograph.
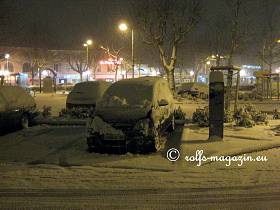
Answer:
[20,114,29,129]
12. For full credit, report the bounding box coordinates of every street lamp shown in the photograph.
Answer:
[118,22,134,78]
[5,53,10,71]
[83,40,92,81]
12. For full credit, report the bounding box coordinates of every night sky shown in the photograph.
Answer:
[1,0,280,66]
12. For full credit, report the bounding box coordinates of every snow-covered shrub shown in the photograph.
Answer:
[252,112,268,125]
[273,109,280,119]
[174,106,186,120]
[192,106,209,127]
[42,106,52,118]
[233,104,268,127]
[224,110,234,123]
[59,107,93,119]
[234,107,255,127]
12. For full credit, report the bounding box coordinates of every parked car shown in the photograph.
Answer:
[0,86,37,135]
[177,82,208,99]
[65,81,111,117]
[86,77,175,153]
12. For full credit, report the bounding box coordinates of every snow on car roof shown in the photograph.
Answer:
[0,86,36,112]
[178,82,209,93]
[99,77,170,107]
[66,81,111,105]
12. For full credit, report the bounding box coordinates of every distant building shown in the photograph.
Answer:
[0,47,160,86]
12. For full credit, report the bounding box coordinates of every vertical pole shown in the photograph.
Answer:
[266,77,269,99]
[39,67,41,93]
[6,58,8,72]
[131,29,134,78]
[277,74,280,101]
[234,71,240,113]
[86,46,89,81]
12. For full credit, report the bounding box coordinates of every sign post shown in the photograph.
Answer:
[209,71,224,141]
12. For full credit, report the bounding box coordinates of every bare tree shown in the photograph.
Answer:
[67,51,88,82]
[258,0,280,72]
[206,0,250,111]
[132,0,201,91]
[24,48,51,85]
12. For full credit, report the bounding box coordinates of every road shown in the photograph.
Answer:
[0,186,280,209]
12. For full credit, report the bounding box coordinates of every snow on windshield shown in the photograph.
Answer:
[100,83,154,107]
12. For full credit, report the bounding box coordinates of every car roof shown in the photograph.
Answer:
[112,76,167,87]
[0,86,35,112]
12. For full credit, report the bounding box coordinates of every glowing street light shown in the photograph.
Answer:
[206,61,211,65]
[190,70,194,76]
[118,22,135,78]
[277,39,280,43]
[86,39,93,45]
[118,23,128,31]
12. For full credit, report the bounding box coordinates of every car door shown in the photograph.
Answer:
[157,81,173,132]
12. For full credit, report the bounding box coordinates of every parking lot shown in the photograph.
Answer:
[1,93,280,208]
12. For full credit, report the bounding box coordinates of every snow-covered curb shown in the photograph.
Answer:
[33,117,86,126]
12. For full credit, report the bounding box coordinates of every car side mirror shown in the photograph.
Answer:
[158,99,169,106]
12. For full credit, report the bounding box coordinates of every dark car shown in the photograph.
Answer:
[0,86,37,135]
[86,77,175,153]
[66,81,111,116]
[66,81,111,118]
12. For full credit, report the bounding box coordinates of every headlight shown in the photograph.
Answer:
[134,119,150,135]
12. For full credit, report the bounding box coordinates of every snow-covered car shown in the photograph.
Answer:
[86,77,175,153]
[66,81,111,117]
[66,81,111,109]
[0,86,37,134]
[177,82,208,98]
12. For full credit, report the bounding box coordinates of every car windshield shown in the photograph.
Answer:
[101,83,154,107]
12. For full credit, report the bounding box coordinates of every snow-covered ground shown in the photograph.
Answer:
[0,123,280,209]
[0,93,279,209]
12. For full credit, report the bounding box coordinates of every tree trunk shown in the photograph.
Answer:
[39,68,41,93]
[115,67,118,82]
[166,67,175,93]
[234,71,240,112]
[79,72,83,82]
[225,69,233,112]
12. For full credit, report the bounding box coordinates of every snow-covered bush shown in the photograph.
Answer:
[233,104,268,127]
[174,106,186,120]
[273,109,280,119]
[234,108,255,127]
[59,107,94,119]
[192,106,209,127]
[224,110,234,123]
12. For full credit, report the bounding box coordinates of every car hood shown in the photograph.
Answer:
[95,105,152,123]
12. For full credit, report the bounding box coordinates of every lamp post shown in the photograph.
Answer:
[5,53,10,72]
[118,23,134,78]
[83,40,92,81]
